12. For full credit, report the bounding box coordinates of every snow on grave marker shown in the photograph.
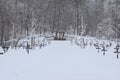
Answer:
[96,45,101,53]
[109,42,112,47]
[85,39,88,46]
[114,44,120,59]
[93,42,100,53]
[101,45,107,55]
[1,41,10,53]
[0,47,4,55]
[89,40,93,47]
[26,42,30,54]
[79,38,85,48]
[39,43,43,49]
[2,46,9,53]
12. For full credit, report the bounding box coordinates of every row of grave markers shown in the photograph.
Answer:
[95,42,120,59]
[73,38,120,59]
[0,38,51,54]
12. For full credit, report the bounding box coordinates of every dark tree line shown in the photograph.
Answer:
[0,0,120,45]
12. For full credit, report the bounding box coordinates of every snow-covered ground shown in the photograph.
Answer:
[0,41,120,80]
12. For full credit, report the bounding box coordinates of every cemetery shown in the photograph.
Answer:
[0,0,120,80]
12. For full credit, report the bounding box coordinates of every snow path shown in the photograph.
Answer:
[0,41,120,80]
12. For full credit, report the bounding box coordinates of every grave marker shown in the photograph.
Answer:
[101,46,107,55]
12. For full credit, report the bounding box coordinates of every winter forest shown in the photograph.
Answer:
[0,0,120,80]
[0,0,120,43]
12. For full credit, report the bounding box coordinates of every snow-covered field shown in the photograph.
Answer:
[0,41,120,80]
